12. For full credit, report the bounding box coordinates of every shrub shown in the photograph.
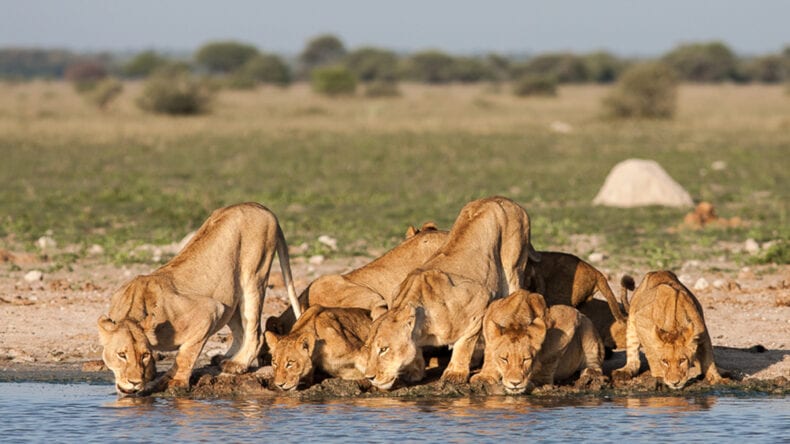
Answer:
[195,41,258,73]
[311,65,357,96]
[512,53,588,83]
[364,80,400,97]
[602,62,678,119]
[137,66,213,115]
[663,41,737,82]
[512,75,557,97]
[64,60,107,92]
[86,77,123,110]
[407,50,455,83]
[744,55,788,83]
[238,53,291,86]
[584,51,627,83]
[123,51,168,78]
[345,47,398,82]
[300,34,346,75]
[451,57,494,83]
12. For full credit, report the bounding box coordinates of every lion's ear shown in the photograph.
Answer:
[264,331,280,352]
[420,221,438,232]
[527,317,548,344]
[97,315,117,345]
[300,334,316,355]
[405,225,418,238]
[655,327,677,344]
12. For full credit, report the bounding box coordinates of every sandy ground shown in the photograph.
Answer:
[1,252,788,385]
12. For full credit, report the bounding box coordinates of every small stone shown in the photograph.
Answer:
[309,255,325,265]
[693,277,710,291]
[712,279,727,289]
[681,260,701,271]
[289,242,309,255]
[587,252,605,263]
[550,120,573,134]
[711,160,727,171]
[24,270,44,282]
[36,236,57,251]
[678,274,694,287]
[318,235,338,251]
[87,244,104,256]
[744,238,760,254]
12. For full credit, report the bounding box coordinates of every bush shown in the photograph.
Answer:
[512,53,588,83]
[584,51,627,83]
[364,80,400,97]
[300,34,346,75]
[744,55,788,83]
[241,53,291,86]
[451,57,494,83]
[602,62,677,119]
[123,51,168,78]
[64,60,107,92]
[512,75,557,97]
[345,47,398,82]
[663,41,737,82]
[195,41,258,73]
[407,50,456,83]
[137,66,213,115]
[311,65,357,96]
[86,78,123,110]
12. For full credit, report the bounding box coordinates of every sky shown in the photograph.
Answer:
[1,1,788,56]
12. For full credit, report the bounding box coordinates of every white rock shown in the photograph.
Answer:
[712,279,727,289]
[87,244,104,256]
[550,120,573,134]
[744,238,760,254]
[309,255,325,265]
[678,274,694,287]
[24,270,43,282]
[681,260,701,271]
[694,277,710,291]
[587,252,605,263]
[711,160,727,171]
[318,235,338,251]
[36,236,57,250]
[592,159,693,208]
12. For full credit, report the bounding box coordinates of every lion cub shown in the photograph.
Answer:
[471,290,604,394]
[264,305,371,391]
[612,270,723,389]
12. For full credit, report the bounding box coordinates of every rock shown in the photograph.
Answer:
[682,260,701,271]
[587,252,605,263]
[592,159,693,208]
[87,244,104,256]
[694,277,710,291]
[711,160,727,171]
[744,239,760,254]
[36,236,57,251]
[309,255,325,265]
[678,274,694,287]
[712,279,727,289]
[318,235,338,251]
[23,270,44,282]
[550,120,573,134]
[738,267,755,280]
[289,242,310,256]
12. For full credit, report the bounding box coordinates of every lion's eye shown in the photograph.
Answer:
[272,362,278,369]
[117,352,127,360]
[286,360,294,369]
[378,347,389,355]
[661,359,669,367]
[499,356,508,364]
[141,352,150,361]
[522,358,531,366]
[679,357,688,365]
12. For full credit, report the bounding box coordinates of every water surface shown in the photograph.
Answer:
[0,383,787,443]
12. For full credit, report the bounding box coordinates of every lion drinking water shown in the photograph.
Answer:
[470,290,604,394]
[97,203,301,396]
[362,196,540,390]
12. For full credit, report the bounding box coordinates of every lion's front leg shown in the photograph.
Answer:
[222,280,264,374]
[441,321,482,384]
[612,317,641,381]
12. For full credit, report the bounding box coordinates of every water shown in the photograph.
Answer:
[0,383,787,443]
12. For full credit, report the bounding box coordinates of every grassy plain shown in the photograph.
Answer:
[0,81,788,269]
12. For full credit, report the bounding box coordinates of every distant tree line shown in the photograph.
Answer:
[2,37,788,86]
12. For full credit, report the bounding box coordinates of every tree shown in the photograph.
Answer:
[663,41,737,82]
[407,50,455,83]
[602,62,678,119]
[745,55,788,83]
[195,41,259,73]
[64,60,108,91]
[513,53,588,83]
[311,65,357,96]
[345,47,398,82]
[300,34,346,74]
[123,51,169,78]
[237,53,291,86]
[584,51,627,83]
[451,57,493,83]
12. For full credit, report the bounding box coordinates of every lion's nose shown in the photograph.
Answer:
[128,379,143,389]
[506,379,523,387]
[366,375,376,382]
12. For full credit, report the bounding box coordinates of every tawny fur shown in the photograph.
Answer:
[97,203,300,396]
[264,306,372,391]
[362,196,540,390]
[612,270,723,389]
[471,290,604,394]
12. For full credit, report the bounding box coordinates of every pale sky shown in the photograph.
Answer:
[1,0,788,56]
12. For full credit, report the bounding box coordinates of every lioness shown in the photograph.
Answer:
[363,196,540,389]
[471,290,604,394]
[269,222,448,334]
[264,305,371,390]
[612,270,723,389]
[97,202,301,396]
[577,275,635,351]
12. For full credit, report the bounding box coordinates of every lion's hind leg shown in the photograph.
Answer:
[221,278,266,374]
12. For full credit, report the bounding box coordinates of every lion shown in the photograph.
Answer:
[268,222,448,335]
[612,270,723,389]
[577,275,635,352]
[97,202,301,396]
[264,305,371,390]
[470,290,604,394]
[525,251,628,347]
[362,196,540,390]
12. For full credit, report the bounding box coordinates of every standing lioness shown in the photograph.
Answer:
[612,270,722,389]
[98,202,301,396]
[363,196,540,389]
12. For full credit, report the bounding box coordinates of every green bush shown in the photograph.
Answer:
[137,66,213,115]
[407,50,456,84]
[663,41,737,82]
[602,62,678,119]
[744,55,788,83]
[345,47,398,82]
[300,34,346,75]
[584,51,627,83]
[364,80,400,97]
[512,75,557,97]
[512,53,588,83]
[86,77,123,110]
[311,65,357,96]
[451,57,494,83]
[123,51,168,78]
[195,41,258,73]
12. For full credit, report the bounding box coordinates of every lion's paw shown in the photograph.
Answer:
[220,360,249,375]
[440,369,469,384]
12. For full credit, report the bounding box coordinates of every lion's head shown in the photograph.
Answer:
[652,326,699,389]
[97,316,156,396]
[362,305,419,390]
[485,317,548,394]
[264,331,315,391]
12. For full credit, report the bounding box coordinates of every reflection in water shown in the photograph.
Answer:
[0,383,787,443]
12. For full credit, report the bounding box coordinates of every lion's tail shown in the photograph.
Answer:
[275,224,301,320]
[620,275,635,314]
